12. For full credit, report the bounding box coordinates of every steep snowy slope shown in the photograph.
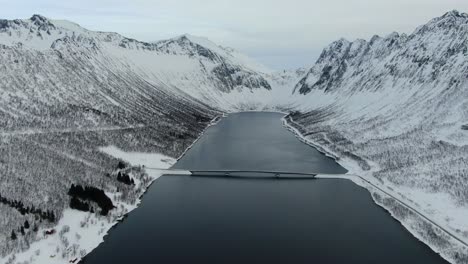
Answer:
[0,15,295,112]
[290,10,468,264]
[109,33,302,110]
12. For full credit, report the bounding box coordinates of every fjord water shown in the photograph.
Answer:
[82,112,446,264]
[173,112,348,173]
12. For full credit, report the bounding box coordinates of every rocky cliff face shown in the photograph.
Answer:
[295,10,468,95]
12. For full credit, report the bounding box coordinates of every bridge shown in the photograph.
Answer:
[144,168,318,179]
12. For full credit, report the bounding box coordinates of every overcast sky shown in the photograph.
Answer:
[3,0,468,69]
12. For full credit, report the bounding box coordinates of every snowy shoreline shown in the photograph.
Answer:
[175,115,224,162]
[282,115,468,264]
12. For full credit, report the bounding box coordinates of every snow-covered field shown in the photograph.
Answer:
[99,146,176,169]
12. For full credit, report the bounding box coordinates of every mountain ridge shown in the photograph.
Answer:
[1,10,468,264]
[294,10,468,94]
[0,13,299,113]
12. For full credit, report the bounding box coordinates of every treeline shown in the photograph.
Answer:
[117,172,135,185]
[68,185,114,215]
[0,193,56,222]
[116,161,135,185]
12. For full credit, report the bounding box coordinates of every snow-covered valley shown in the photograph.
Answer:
[1,10,468,264]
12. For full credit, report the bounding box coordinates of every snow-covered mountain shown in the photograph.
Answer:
[295,10,468,95]
[0,14,299,113]
[289,10,468,264]
[2,10,468,264]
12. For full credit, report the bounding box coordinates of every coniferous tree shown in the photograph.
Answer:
[11,230,17,240]
[117,161,127,169]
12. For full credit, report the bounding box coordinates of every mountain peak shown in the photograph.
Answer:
[433,10,468,23]
[441,10,468,19]
[414,10,468,35]
[173,34,224,53]
[30,14,55,28]
[30,14,49,22]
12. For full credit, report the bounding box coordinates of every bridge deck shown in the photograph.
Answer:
[191,170,316,177]
[145,168,318,179]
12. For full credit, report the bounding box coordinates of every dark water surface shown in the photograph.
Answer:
[82,112,446,264]
[172,112,347,174]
